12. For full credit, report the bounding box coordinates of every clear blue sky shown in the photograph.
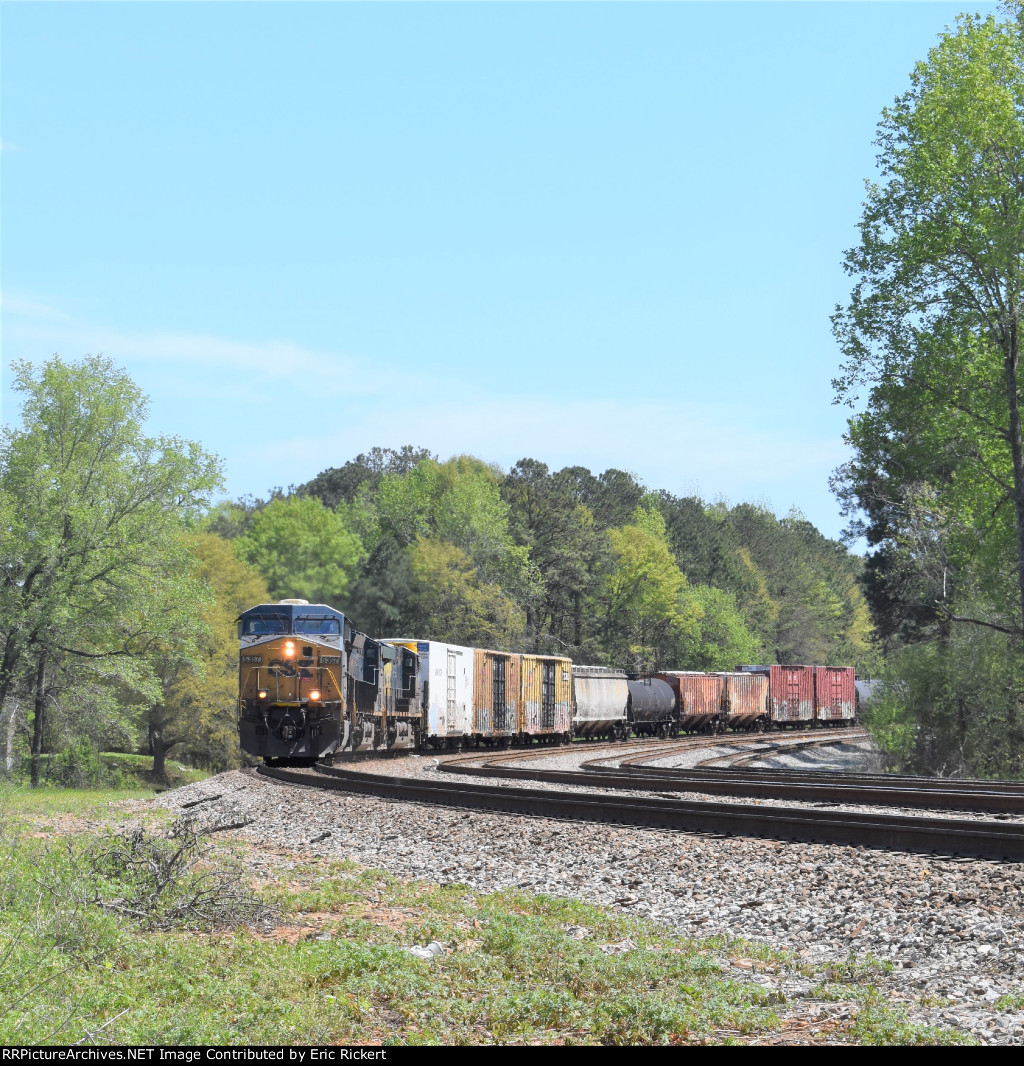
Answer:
[1,2,999,540]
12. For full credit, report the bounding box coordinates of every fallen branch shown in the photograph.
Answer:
[73,1008,130,1046]
[199,820,251,835]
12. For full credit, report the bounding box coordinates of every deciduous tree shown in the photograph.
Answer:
[235,495,364,607]
[147,534,270,781]
[833,3,1024,641]
[0,356,222,784]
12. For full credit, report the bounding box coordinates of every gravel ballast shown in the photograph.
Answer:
[154,761,1024,1044]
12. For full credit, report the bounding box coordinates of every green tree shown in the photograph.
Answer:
[0,355,222,785]
[147,533,270,781]
[299,446,435,509]
[350,455,536,637]
[600,506,700,672]
[407,537,525,649]
[235,495,364,606]
[831,4,1024,772]
[502,459,605,654]
[679,585,761,672]
[833,3,1024,642]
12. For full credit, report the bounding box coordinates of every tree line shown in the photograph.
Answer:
[8,5,1024,784]
[833,2,1024,777]
[0,360,875,786]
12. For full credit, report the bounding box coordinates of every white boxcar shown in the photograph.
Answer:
[385,639,475,742]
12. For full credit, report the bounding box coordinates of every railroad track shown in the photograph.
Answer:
[256,730,1024,861]
[444,733,1024,814]
[688,733,873,768]
[438,733,1024,813]
[601,739,1024,812]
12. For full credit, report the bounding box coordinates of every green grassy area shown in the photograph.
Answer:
[0,789,972,1046]
[1,752,211,794]
[0,783,157,815]
[99,751,210,789]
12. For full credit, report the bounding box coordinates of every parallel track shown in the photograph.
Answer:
[440,736,1024,814]
[256,731,1024,861]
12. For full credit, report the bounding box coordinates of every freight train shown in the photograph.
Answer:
[237,599,858,762]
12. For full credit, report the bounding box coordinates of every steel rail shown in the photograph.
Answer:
[445,734,1024,813]
[611,762,1024,795]
[255,760,1024,861]
[691,734,871,768]
[440,751,1024,815]
[574,730,867,769]
[439,728,865,772]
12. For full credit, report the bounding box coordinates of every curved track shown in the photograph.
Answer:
[255,729,1024,861]
[440,732,1024,813]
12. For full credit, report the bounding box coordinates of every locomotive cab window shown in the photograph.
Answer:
[239,615,289,636]
[295,616,341,635]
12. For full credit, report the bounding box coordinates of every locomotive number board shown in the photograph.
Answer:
[241,655,263,664]
[320,656,342,665]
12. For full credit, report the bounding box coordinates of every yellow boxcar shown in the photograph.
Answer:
[473,649,521,736]
[520,655,573,738]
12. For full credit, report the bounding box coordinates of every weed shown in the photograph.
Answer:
[43,817,274,932]
[0,788,983,1046]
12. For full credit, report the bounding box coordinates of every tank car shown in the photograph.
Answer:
[626,677,678,737]
[855,678,879,715]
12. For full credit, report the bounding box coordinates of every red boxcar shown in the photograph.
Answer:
[719,671,769,730]
[657,672,723,733]
[769,665,814,726]
[814,666,857,724]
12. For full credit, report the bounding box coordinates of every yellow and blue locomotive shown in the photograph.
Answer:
[237,598,421,761]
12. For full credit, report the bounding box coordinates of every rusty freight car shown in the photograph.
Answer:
[814,665,857,725]
[657,671,723,733]
[769,665,815,727]
[521,654,573,741]
[719,671,769,731]
[473,649,522,741]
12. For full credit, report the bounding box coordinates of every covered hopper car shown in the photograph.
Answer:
[572,665,629,739]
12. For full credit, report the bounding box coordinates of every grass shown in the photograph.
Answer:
[99,752,210,789]
[0,783,156,815]
[1,752,210,796]
[0,788,974,1046]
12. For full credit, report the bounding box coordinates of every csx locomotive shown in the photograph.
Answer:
[237,599,858,762]
[237,599,419,760]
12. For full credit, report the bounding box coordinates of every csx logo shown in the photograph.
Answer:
[267,660,313,679]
